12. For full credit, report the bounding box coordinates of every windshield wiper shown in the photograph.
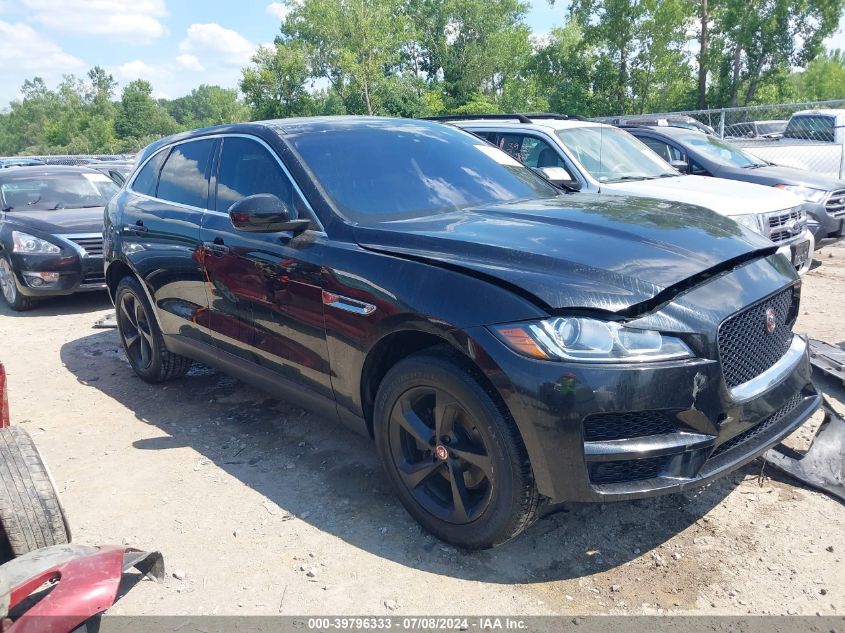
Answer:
[608,176,649,182]
[1,206,11,212]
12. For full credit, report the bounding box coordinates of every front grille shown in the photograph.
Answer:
[710,392,802,459]
[68,236,104,257]
[768,208,805,243]
[826,190,845,217]
[583,410,679,442]
[717,287,797,389]
[588,456,667,484]
[81,271,105,286]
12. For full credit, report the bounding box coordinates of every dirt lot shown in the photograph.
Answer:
[1,245,843,617]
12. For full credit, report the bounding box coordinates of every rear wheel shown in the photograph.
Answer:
[0,256,33,312]
[0,427,70,561]
[115,276,192,383]
[374,349,539,549]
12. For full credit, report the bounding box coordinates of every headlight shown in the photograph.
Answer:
[733,214,765,235]
[12,231,61,254]
[492,317,693,363]
[775,184,828,204]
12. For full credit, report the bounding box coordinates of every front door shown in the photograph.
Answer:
[121,138,217,347]
[200,135,333,400]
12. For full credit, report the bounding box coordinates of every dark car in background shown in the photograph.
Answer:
[624,125,845,248]
[724,120,788,139]
[0,166,117,310]
[104,117,819,548]
[600,115,716,136]
[0,158,45,169]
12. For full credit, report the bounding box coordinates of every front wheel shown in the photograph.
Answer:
[0,256,33,311]
[374,349,539,549]
[115,276,192,383]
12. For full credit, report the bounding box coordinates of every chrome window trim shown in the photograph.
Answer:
[127,132,326,235]
[729,335,808,403]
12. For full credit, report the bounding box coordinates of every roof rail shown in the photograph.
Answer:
[424,112,587,124]
[423,114,533,123]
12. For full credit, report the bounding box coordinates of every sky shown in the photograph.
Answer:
[0,0,842,109]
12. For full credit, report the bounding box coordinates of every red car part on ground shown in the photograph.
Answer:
[0,363,9,428]
[0,545,163,633]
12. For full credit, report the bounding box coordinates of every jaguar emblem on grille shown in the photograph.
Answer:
[765,308,777,334]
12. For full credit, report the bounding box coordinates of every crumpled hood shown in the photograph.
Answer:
[601,175,804,216]
[713,164,845,191]
[354,194,776,314]
[4,207,104,234]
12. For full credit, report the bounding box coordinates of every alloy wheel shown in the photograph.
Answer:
[118,292,155,371]
[388,386,494,524]
[0,258,17,304]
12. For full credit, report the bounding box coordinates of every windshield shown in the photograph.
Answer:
[784,115,836,142]
[288,120,559,222]
[680,133,767,168]
[555,126,676,183]
[0,172,119,211]
[757,121,787,136]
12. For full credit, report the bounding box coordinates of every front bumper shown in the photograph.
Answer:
[9,252,105,296]
[463,256,819,503]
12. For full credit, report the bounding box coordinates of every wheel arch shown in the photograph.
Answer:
[359,328,516,441]
[105,259,134,303]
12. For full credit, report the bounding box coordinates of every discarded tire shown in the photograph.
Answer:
[0,427,69,560]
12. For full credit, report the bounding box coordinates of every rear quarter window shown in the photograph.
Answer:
[156,139,216,209]
[131,149,167,197]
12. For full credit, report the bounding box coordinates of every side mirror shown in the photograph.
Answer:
[535,166,581,191]
[669,159,689,174]
[228,194,310,234]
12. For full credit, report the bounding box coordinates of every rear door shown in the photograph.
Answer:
[122,138,216,346]
[200,135,334,401]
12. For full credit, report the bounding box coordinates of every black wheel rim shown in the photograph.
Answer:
[118,292,154,371]
[388,386,494,524]
[0,259,16,304]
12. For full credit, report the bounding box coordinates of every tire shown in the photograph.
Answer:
[115,275,192,383]
[374,348,540,549]
[0,256,33,312]
[0,427,70,560]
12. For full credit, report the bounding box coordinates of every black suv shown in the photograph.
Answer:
[104,118,819,548]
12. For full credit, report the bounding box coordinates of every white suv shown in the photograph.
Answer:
[445,114,814,274]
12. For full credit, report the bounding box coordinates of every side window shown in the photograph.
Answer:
[493,134,566,169]
[640,138,683,163]
[215,137,298,212]
[131,149,167,197]
[690,161,709,175]
[157,139,215,209]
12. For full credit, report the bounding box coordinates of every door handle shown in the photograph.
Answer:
[202,239,230,256]
[124,221,148,234]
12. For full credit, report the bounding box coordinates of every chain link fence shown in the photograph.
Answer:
[602,99,845,179]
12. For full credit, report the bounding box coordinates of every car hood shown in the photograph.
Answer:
[600,175,803,216]
[353,194,777,314]
[712,164,845,191]
[3,207,104,234]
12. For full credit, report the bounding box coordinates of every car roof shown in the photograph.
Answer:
[619,124,698,139]
[449,117,606,132]
[792,109,845,117]
[0,165,106,180]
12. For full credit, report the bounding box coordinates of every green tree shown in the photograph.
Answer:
[283,0,409,115]
[240,41,315,119]
[114,80,180,148]
[791,48,845,100]
[704,0,845,106]
[164,85,249,127]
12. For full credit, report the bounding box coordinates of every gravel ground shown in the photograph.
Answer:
[0,244,843,617]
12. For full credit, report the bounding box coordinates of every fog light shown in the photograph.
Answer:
[22,272,60,287]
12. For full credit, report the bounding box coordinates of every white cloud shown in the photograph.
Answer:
[266,2,292,21]
[176,54,205,72]
[114,59,169,84]
[179,23,256,66]
[0,20,85,75]
[20,0,167,42]
[826,27,845,53]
